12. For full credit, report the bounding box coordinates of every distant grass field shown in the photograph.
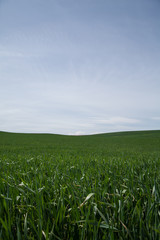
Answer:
[0,130,160,239]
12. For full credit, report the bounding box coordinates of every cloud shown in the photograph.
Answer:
[151,117,160,121]
[92,117,140,125]
[0,50,23,58]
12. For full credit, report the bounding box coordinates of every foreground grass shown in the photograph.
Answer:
[0,130,160,239]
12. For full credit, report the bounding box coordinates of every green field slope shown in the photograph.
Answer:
[0,130,160,239]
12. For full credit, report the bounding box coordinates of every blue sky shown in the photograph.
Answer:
[0,0,160,135]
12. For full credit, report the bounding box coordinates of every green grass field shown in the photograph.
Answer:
[0,130,160,239]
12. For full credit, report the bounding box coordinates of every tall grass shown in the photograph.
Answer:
[0,130,160,239]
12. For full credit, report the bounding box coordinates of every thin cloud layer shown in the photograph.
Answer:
[92,117,140,125]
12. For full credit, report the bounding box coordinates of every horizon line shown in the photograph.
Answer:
[0,129,159,137]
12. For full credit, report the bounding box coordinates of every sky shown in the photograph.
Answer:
[0,0,160,135]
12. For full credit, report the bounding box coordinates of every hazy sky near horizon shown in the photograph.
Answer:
[0,0,160,135]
